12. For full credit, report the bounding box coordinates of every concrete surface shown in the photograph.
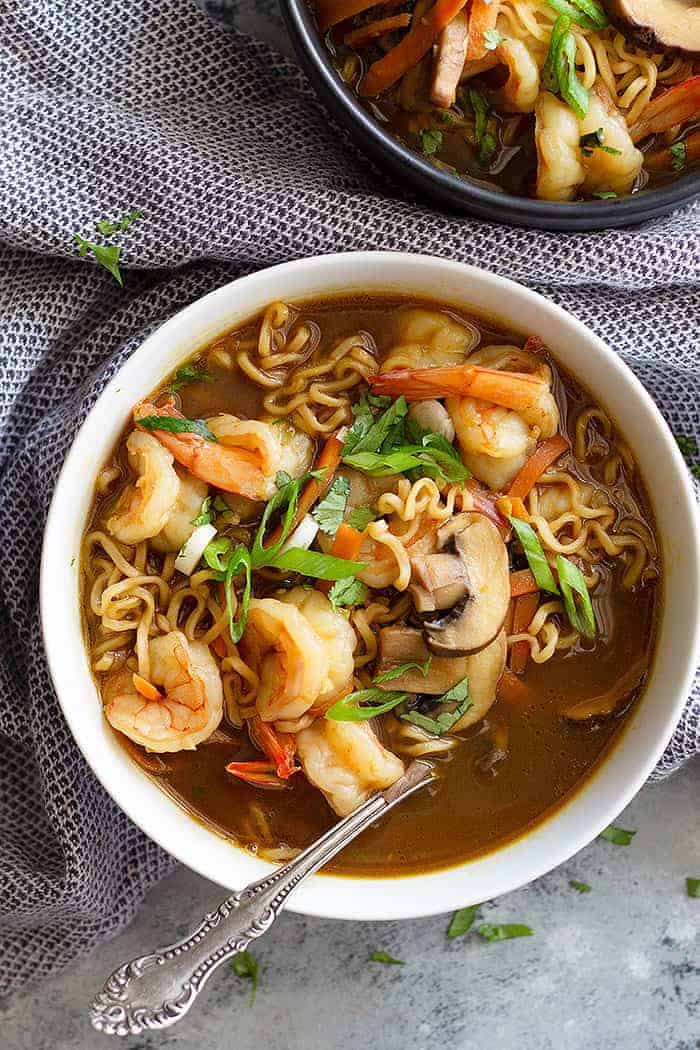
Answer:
[3,761,698,1050]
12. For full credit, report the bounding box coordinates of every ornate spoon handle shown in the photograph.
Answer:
[90,759,434,1036]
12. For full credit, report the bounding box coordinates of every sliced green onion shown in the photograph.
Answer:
[545,0,606,30]
[325,688,411,722]
[223,545,252,644]
[686,878,700,898]
[370,951,405,965]
[399,677,472,736]
[508,517,559,594]
[542,14,570,93]
[556,556,596,638]
[560,32,589,119]
[447,905,478,939]
[600,824,636,845]
[569,880,592,893]
[373,656,433,685]
[477,923,533,942]
[267,547,366,580]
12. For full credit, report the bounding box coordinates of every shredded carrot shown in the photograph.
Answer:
[498,668,538,707]
[496,494,528,521]
[211,635,228,659]
[465,0,500,61]
[132,673,163,702]
[507,433,569,501]
[331,522,365,560]
[317,0,405,32]
[509,593,539,674]
[345,13,411,46]
[267,432,343,547]
[359,0,468,97]
[510,568,538,598]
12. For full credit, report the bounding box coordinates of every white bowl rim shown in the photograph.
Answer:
[40,252,700,921]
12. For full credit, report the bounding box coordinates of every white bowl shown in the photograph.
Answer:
[41,253,700,921]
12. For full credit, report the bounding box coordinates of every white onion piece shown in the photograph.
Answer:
[174,523,217,576]
[280,514,319,554]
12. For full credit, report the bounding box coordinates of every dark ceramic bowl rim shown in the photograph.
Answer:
[280,0,700,230]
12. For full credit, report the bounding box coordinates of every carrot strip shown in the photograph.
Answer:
[331,522,365,560]
[266,432,343,547]
[465,0,500,61]
[132,673,163,702]
[359,0,468,97]
[317,0,404,32]
[509,593,539,674]
[211,635,228,659]
[507,433,569,501]
[345,13,411,46]
[510,568,539,598]
[496,494,528,521]
[498,668,538,707]
[630,76,700,143]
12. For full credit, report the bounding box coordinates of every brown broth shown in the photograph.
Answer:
[83,294,660,877]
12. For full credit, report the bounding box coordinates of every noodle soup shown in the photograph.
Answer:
[81,296,660,876]
[311,0,700,201]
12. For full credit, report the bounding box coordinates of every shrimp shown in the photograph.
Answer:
[370,349,559,491]
[103,631,223,752]
[151,469,209,553]
[535,91,586,202]
[296,719,404,817]
[492,38,540,114]
[134,402,312,502]
[240,588,356,724]
[106,430,180,544]
[383,307,480,371]
[535,83,643,202]
[580,82,643,198]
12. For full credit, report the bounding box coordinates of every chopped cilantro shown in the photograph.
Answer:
[231,950,259,1005]
[312,476,350,537]
[328,576,369,609]
[447,905,478,939]
[600,824,636,846]
[370,950,404,965]
[421,128,443,155]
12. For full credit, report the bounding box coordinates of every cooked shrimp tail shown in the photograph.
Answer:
[248,716,299,779]
[225,760,291,789]
[371,364,549,413]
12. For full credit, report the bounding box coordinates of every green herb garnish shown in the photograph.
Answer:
[95,209,143,236]
[477,923,533,942]
[483,28,503,50]
[269,547,365,580]
[556,555,596,639]
[670,141,687,171]
[346,506,376,531]
[508,517,559,594]
[468,87,497,167]
[312,476,350,537]
[580,128,622,156]
[328,576,369,609]
[600,824,636,846]
[570,880,592,893]
[686,878,700,898]
[542,14,588,118]
[399,677,472,736]
[370,951,405,965]
[138,415,217,442]
[676,435,698,457]
[341,395,469,484]
[447,905,478,939]
[592,191,618,199]
[171,364,215,390]
[232,950,259,1005]
[421,128,443,155]
[74,236,124,285]
[325,688,412,722]
[192,496,214,526]
[373,655,433,685]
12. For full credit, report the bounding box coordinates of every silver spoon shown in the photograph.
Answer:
[90,759,434,1036]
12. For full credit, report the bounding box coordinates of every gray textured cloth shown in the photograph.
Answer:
[0,0,698,995]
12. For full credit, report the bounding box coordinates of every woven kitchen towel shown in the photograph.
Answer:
[0,0,698,995]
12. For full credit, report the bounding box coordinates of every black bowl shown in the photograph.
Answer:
[279,0,700,230]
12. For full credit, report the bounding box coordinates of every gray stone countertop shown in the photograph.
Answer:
[4,761,698,1050]
[3,4,698,1048]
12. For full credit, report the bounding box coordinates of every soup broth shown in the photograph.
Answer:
[82,295,660,876]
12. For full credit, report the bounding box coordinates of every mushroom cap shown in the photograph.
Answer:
[607,0,700,57]
[422,513,510,656]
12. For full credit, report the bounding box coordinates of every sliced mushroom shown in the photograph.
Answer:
[410,551,469,614]
[453,630,507,731]
[408,400,456,442]
[420,513,510,656]
[430,10,470,108]
[375,625,469,694]
[607,0,700,56]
